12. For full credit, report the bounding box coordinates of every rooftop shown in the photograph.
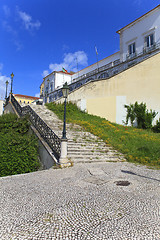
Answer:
[117,4,160,34]
[14,94,40,100]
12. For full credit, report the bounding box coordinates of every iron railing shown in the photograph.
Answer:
[47,42,160,102]
[4,96,10,107]
[11,94,23,116]
[10,94,61,159]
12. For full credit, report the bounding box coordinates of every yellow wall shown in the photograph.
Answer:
[56,52,160,123]
[40,82,44,96]
[87,97,116,122]
[14,96,35,104]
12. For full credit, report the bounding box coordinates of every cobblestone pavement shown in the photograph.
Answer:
[0,162,160,240]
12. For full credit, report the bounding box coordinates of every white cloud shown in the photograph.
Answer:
[0,63,3,71]
[43,51,88,77]
[132,0,142,7]
[3,5,10,18]
[0,63,10,99]
[35,93,40,98]
[16,7,41,31]
[0,74,10,100]
[42,70,50,78]
[2,21,23,51]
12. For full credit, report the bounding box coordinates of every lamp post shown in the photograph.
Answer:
[47,79,50,103]
[62,82,69,139]
[5,80,9,99]
[10,72,14,94]
[59,82,70,167]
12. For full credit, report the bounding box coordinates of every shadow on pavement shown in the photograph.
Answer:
[121,170,160,182]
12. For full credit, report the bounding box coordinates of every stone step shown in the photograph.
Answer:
[30,104,125,164]
[68,157,123,163]
[67,147,109,152]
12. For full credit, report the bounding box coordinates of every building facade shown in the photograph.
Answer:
[57,52,160,124]
[0,100,4,115]
[41,5,160,124]
[117,4,160,62]
[42,71,73,103]
[14,94,40,104]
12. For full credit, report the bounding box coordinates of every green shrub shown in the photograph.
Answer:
[0,113,40,177]
[152,119,160,133]
[125,102,157,129]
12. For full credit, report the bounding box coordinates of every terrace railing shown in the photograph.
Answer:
[48,42,160,102]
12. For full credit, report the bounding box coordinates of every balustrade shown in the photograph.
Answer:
[49,42,160,102]
[10,94,61,160]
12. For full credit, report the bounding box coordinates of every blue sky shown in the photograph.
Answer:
[0,0,160,98]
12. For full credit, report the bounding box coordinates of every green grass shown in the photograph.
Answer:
[46,102,160,168]
[0,113,40,177]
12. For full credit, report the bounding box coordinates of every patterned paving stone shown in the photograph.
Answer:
[0,162,160,239]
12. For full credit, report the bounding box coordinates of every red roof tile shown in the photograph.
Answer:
[14,94,40,100]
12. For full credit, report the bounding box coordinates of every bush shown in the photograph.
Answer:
[125,102,157,129]
[152,119,160,133]
[0,113,40,177]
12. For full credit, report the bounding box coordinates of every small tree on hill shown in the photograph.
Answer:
[124,102,157,129]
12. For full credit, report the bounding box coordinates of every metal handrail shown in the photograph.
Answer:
[10,94,61,159]
[50,42,160,101]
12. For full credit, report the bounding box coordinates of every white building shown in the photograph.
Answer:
[43,70,73,103]
[0,100,4,115]
[117,4,160,61]
[42,4,160,103]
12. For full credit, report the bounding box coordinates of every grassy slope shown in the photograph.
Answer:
[0,113,40,177]
[46,102,160,168]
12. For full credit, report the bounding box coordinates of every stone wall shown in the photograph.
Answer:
[56,52,160,125]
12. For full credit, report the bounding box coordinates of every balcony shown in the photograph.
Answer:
[126,52,137,60]
[143,43,156,53]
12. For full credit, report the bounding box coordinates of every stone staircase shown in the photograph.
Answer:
[30,104,125,164]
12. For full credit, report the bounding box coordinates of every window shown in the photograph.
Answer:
[128,42,136,55]
[145,34,154,48]
[50,83,53,92]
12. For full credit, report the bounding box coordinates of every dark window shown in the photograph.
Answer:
[50,83,53,92]
[128,42,135,55]
[145,34,154,47]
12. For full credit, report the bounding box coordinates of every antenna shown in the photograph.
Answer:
[95,45,99,77]
[76,57,79,78]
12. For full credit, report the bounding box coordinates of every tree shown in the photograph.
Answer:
[124,102,157,129]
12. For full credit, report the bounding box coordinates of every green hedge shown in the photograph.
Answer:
[0,113,40,177]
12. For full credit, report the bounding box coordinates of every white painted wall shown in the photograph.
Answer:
[55,72,72,89]
[119,6,160,61]
[44,72,72,92]
[116,96,126,124]
[0,100,4,115]
[44,73,55,93]
[72,52,120,81]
